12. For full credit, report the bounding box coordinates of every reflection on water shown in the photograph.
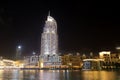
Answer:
[82,71,116,80]
[0,69,120,80]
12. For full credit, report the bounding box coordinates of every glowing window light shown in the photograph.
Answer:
[40,62,43,68]
[116,47,120,50]
[53,52,56,54]
[46,29,50,33]
[52,31,55,33]
[44,52,49,54]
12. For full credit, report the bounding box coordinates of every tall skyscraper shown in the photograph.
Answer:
[40,13,61,68]
[41,13,58,56]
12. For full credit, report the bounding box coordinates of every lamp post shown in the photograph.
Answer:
[16,45,22,60]
[33,51,38,67]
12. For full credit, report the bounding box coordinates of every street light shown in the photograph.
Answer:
[33,51,36,55]
[18,45,21,49]
[16,45,22,60]
[116,46,120,50]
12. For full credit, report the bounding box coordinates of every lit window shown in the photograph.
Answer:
[45,52,49,54]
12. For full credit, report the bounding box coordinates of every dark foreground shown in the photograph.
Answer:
[0,69,120,80]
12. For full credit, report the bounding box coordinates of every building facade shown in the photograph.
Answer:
[61,54,82,69]
[99,51,120,69]
[82,59,103,70]
[24,55,39,68]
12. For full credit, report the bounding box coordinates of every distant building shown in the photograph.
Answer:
[82,59,104,70]
[24,55,39,68]
[99,51,120,69]
[110,53,119,63]
[99,51,111,62]
[61,54,82,69]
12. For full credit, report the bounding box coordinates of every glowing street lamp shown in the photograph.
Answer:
[33,51,36,55]
[18,45,21,49]
[116,46,120,50]
[16,45,22,60]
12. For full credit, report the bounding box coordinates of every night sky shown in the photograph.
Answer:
[0,1,120,57]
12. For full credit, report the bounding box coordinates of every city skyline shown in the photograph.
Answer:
[0,1,120,57]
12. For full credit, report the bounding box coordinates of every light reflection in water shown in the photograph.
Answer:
[0,69,120,80]
[82,71,116,80]
[39,70,61,80]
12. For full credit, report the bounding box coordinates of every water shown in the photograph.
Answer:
[0,69,120,80]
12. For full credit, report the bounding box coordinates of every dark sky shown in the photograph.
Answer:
[0,1,120,57]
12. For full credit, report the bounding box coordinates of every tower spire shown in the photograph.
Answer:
[48,11,50,16]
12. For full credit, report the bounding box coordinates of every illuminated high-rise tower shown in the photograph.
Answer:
[40,12,61,68]
[41,12,58,56]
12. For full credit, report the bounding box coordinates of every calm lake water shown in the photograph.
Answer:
[0,69,120,80]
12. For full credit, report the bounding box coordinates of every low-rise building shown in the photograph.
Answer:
[61,54,82,69]
[24,55,39,68]
[99,51,120,69]
[82,59,104,70]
